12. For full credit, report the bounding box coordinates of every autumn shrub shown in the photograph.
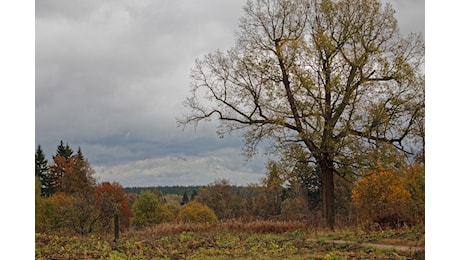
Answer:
[35,177,55,233]
[163,201,180,221]
[131,191,171,228]
[352,166,414,227]
[402,163,425,224]
[48,192,100,234]
[177,200,218,223]
[35,197,55,233]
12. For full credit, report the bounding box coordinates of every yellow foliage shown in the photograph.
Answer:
[402,163,425,223]
[178,201,218,223]
[48,192,100,234]
[352,166,415,226]
[35,177,55,233]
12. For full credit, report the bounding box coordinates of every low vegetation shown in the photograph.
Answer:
[36,220,424,259]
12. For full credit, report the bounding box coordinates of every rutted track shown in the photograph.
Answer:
[307,238,424,252]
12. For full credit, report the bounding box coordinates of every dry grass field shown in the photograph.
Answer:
[35,220,424,259]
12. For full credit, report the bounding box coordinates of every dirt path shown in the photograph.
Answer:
[307,239,424,252]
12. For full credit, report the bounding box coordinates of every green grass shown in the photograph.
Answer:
[36,221,424,259]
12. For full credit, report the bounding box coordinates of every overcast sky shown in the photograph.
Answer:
[35,0,425,187]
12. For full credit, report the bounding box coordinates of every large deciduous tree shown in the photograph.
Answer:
[180,0,424,229]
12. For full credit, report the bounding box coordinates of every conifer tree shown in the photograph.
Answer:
[54,140,73,160]
[35,145,50,197]
[47,141,71,195]
[76,146,85,161]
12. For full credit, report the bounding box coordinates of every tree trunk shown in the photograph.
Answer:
[114,213,120,241]
[320,160,335,230]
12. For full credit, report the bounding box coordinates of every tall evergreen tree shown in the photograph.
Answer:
[54,140,73,160]
[46,140,72,196]
[35,145,50,197]
[76,146,85,161]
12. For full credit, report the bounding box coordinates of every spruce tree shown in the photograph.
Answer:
[54,140,73,160]
[35,145,49,197]
[76,146,85,161]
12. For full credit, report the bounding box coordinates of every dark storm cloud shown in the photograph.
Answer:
[36,0,424,187]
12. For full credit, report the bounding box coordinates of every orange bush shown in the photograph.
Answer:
[352,166,412,227]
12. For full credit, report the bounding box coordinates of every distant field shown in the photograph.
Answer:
[35,220,424,259]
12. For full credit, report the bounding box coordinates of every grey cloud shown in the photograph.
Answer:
[93,147,266,187]
[36,0,102,20]
[36,0,423,187]
[36,0,246,145]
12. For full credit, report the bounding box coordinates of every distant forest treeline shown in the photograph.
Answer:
[124,185,255,197]
[124,186,201,196]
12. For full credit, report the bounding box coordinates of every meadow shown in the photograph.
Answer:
[35,220,424,259]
